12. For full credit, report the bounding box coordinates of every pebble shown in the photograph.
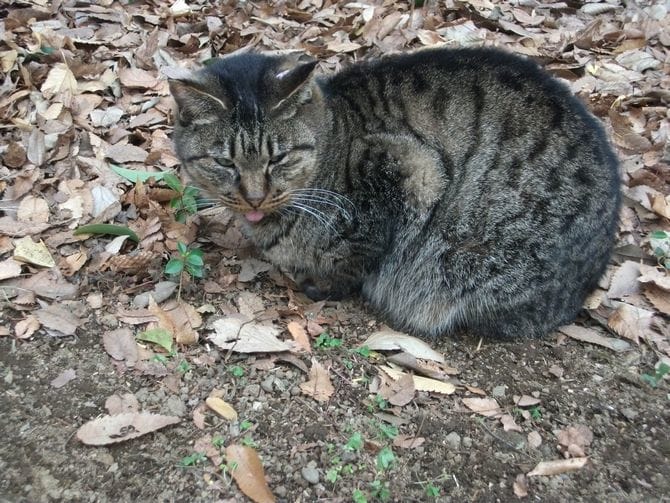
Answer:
[492,385,507,397]
[445,431,461,450]
[244,384,260,397]
[621,407,638,421]
[301,463,320,485]
[462,436,473,448]
[164,395,186,417]
[261,376,274,393]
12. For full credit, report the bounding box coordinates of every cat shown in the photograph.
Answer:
[169,47,620,339]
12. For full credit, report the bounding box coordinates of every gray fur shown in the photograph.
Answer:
[170,48,621,339]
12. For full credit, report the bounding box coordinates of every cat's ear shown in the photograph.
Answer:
[270,55,318,111]
[167,70,229,125]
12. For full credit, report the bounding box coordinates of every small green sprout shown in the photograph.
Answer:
[180,452,206,467]
[641,362,670,388]
[315,332,343,349]
[375,446,395,471]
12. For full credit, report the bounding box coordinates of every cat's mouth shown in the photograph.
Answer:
[220,193,291,224]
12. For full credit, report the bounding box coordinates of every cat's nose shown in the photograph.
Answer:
[245,191,266,207]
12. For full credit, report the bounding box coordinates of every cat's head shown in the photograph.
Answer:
[169,51,322,223]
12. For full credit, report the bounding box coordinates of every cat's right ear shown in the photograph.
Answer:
[167,72,229,125]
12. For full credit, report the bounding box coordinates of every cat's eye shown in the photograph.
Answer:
[270,153,287,165]
[214,157,236,169]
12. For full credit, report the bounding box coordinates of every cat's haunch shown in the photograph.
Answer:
[170,47,620,339]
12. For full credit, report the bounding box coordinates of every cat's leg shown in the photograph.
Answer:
[363,133,446,213]
[297,274,361,301]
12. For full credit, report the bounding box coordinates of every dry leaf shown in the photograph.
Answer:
[362,328,445,363]
[381,366,455,394]
[76,412,180,446]
[0,258,22,280]
[35,304,82,336]
[515,395,541,407]
[638,264,670,292]
[17,196,49,224]
[206,396,238,421]
[558,325,631,352]
[103,328,139,365]
[105,393,140,415]
[527,457,588,477]
[462,397,502,417]
[528,431,543,449]
[393,435,426,449]
[209,316,290,353]
[387,372,416,407]
[41,63,77,100]
[300,358,335,402]
[287,321,312,353]
[607,261,640,299]
[225,444,276,503]
[15,315,40,339]
[607,303,654,344]
[13,236,56,268]
[500,414,523,432]
[513,474,529,498]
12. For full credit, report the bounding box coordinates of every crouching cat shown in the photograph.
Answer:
[169,48,620,339]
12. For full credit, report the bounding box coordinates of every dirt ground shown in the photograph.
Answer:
[1,285,669,502]
[1,1,670,502]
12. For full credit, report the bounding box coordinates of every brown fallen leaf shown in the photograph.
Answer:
[462,397,502,417]
[225,444,275,503]
[286,321,312,353]
[513,473,529,498]
[102,328,139,365]
[380,365,456,395]
[300,358,335,402]
[76,412,180,446]
[35,303,82,336]
[528,431,543,449]
[209,315,291,353]
[387,372,416,407]
[557,424,593,457]
[607,261,640,299]
[105,393,140,415]
[192,403,207,430]
[558,325,631,352]
[515,395,541,407]
[206,396,238,421]
[643,285,670,315]
[527,457,588,477]
[638,264,670,292]
[361,327,445,363]
[14,315,40,339]
[0,258,22,280]
[607,302,654,344]
[500,414,523,432]
[393,434,426,449]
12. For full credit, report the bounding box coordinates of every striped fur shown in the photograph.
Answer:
[170,48,621,339]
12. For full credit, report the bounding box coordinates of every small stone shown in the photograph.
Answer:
[261,376,274,393]
[164,395,186,417]
[445,431,461,450]
[492,385,507,398]
[301,464,320,485]
[244,384,260,397]
[462,436,473,448]
[621,407,638,421]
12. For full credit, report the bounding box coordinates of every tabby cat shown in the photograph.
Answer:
[169,47,620,339]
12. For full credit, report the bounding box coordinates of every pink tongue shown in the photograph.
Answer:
[244,211,265,223]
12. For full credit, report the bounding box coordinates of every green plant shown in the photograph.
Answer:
[375,446,395,471]
[377,423,398,441]
[424,483,441,498]
[163,173,199,223]
[229,365,245,377]
[176,360,192,373]
[370,394,389,412]
[165,241,205,299]
[179,452,206,467]
[325,466,341,483]
[241,435,257,448]
[315,332,343,349]
[73,223,140,243]
[641,362,670,388]
[240,419,253,431]
[212,436,225,448]
[529,406,542,420]
[353,489,368,503]
[344,432,364,452]
[354,345,371,358]
[369,479,391,501]
[650,231,670,269]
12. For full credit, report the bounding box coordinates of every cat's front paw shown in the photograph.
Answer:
[298,277,358,301]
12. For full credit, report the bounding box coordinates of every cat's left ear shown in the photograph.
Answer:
[270,55,318,111]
